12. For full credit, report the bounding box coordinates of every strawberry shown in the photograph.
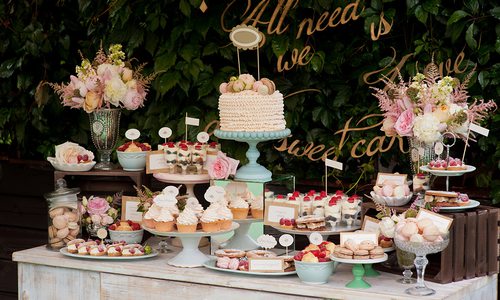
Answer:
[109,224,117,230]
[449,160,457,166]
[131,223,141,231]
[293,191,300,197]
[291,219,296,226]
[284,219,292,226]
[429,161,435,167]
[318,251,326,258]
[279,218,285,225]
[129,248,136,254]
[77,154,83,162]
[311,250,320,257]
[303,196,311,202]
[335,190,344,196]
[82,154,89,161]
[318,257,328,262]
[127,220,133,226]
[293,252,304,261]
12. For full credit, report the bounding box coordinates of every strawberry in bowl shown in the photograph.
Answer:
[108,220,144,244]
[116,141,151,171]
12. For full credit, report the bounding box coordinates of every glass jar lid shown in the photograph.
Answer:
[43,179,80,199]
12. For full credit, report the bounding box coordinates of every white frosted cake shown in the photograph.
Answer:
[218,74,286,132]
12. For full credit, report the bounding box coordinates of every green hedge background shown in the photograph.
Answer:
[0,0,498,201]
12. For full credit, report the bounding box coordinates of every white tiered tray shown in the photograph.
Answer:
[143,222,239,268]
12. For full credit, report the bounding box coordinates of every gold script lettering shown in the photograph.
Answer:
[370,12,393,41]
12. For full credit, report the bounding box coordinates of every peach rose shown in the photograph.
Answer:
[394,109,414,137]
[83,91,100,113]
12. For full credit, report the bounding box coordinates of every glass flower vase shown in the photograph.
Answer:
[88,108,121,170]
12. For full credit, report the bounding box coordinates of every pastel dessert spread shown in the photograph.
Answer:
[218,74,286,132]
[66,240,152,257]
[215,249,293,272]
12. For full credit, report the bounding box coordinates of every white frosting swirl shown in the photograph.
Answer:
[155,207,174,222]
[217,205,233,221]
[230,196,249,209]
[185,201,204,218]
[176,208,198,225]
[200,208,219,223]
[250,196,263,210]
[144,203,161,219]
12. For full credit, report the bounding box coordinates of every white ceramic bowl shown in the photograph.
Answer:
[294,260,337,284]
[47,157,96,171]
[370,191,413,207]
[116,151,147,171]
[108,228,144,244]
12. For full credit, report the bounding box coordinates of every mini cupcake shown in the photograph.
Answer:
[229,196,249,219]
[250,195,264,219]
[200,208,221,232]
[176,207,199,233]
[217,204,233,230]
[143,203,161,229]
[154,207,175,232]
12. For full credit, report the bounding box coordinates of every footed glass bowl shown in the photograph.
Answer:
[370,191,413,207]
[394,234,449,296]
[108,228,144,244]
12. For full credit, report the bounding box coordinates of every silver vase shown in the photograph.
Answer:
[89,108,121,170]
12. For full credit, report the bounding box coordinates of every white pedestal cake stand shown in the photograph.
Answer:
[153,172,210,201]
[220,218,262,250]
[214,129,291,182]
[143,223,239,268]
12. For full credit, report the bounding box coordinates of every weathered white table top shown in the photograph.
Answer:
[13,246,497,300]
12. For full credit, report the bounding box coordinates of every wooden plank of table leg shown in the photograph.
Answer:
[476,209,488,277]
[465,211,477,279]
[434,220,454,283]
[487,208,499,275]
[453,212,465,281]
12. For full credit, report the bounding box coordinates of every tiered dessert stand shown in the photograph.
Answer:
[214,129,291,182]
[153,172,210,201]
[221,218,261,250]
[143,223,239,268]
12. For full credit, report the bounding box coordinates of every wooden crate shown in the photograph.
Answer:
[361,201,499,283]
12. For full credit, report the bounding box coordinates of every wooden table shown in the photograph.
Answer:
[13,246,497,299]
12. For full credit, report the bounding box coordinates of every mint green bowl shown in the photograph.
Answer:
[294,260,337,284]
[117,151,147,171]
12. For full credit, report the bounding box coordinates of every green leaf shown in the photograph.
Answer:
[423,0,439,15]
[490,7,500,20]
[447,10,470,25]
[202,43,218,56]
[465,23,477,49]
[179,0,191,17]
[0,58,17,78]
[478,71,489,88]
[155,52,177,72]
[157,71,181,95]
[415,6,428,25]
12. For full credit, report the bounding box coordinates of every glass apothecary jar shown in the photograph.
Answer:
[43,179,81,250]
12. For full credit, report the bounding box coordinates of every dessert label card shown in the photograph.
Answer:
[361,216,380,234]
[376,173,407,185]
[340,232,378,247]
[121,196,143,223]
[416,209,453,232]
[248,258,284,272]
[146,150,169,174]
[264,202,298,226]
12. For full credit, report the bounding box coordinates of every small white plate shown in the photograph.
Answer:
[417,199,480,212]
[59,247,158,260]
[47,157,96,172]
[419,165,476,177]
[203,259,296,276]
[330,253,388,264]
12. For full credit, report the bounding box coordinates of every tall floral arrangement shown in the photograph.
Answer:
[372,63,497,144]
[50,44,157,113]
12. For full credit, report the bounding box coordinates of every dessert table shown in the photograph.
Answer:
[13,246,497,299]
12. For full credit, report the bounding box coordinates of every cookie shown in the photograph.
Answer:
[353,249,369,256]
[354,255,369,260]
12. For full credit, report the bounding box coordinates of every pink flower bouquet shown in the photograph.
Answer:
[208,152,240,180]
[80,195,119,227]
[372,63,497,144]
[50,44,158,113]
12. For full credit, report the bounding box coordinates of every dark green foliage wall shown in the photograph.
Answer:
[0,0,498,200]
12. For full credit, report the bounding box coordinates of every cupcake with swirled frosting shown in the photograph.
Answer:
[154,208,175,232]
[217,204,233,230]
[200,207,221,232]
[229,196,249,219]
[176,207,199,232]
[185,197,204,218]
[250,194,264,219]
[143,203,161,229]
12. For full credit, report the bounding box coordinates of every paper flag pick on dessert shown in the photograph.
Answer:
[256,234,277,250]
[204,186,226,203]
[309,232,323,245]
[158,127,172,139]
[197,132,209,143]
[279,234,294,247]
[185,116,199,126]
[125,128,140,141]
[97,228,108,240]
[434,142,443,155]
[162,186,179,198]
[324,158,343,194]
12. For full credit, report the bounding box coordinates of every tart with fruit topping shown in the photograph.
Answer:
[117,141,152,152]
[428,157,466,171]
[279,217,296,229]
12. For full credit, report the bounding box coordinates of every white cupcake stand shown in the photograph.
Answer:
[153,172,210,201]
[221,218,262,250]
[143,223,239,268]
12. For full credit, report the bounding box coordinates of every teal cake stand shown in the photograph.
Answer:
[214,129,291,182]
